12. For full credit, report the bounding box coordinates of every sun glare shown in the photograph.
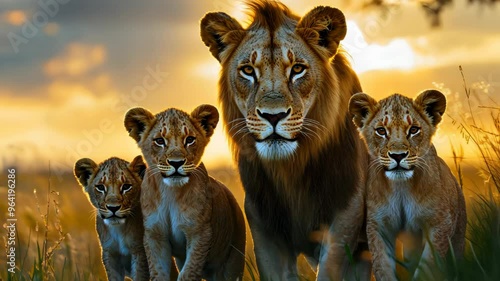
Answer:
[3,10,26,26]
[344,21,416,73]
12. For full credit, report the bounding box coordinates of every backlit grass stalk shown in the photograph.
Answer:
[452,66,500,193]
[28,164,66,280]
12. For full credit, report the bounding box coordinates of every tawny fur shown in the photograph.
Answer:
[349,90,467,281]
[124,105,246,281]
[74,156,150,281]
[201,1,369,280]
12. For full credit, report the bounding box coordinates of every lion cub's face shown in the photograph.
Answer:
[74,156,146,225]
[349,90,446,181]
[124,105,219,187]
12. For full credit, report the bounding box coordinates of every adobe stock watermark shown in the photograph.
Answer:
[51,64,169,181]
[7,0,71,54]
[343,3,403,54]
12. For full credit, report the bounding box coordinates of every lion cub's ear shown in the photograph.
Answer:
[414,89,446,126]
[296,6,347,58]
[200,12,246,62]
[124,107,155,143]
[191,104,219,138]
[129,155,147,180]
[74,158,98,189]
[349,93,379,128]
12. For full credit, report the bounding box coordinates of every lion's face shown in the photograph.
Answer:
[225,29,323,159]
[74,156,146,226]
[349,90,446,181]
[201,3,348,160]
[124,105,219,187]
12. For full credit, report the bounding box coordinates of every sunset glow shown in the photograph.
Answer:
[344,21,415,73]
[0,0,498,173]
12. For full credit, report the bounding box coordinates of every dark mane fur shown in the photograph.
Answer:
[245,0,299,32]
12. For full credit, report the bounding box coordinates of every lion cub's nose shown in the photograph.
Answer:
[168,159,186,170]
[257,108,291,128]
[106,205,121,214]
[388,152,409,164]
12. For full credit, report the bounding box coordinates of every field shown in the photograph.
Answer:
[1,73,499,280]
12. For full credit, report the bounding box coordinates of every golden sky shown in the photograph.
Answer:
[1,0,499,176]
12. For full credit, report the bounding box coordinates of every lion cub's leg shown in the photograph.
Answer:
[367,217,398,281]
[102,249,126,281]
[177,228,212,281]
[131,248,150,281]
[451,183,467,259]
[413,217,454,280]
[143,223,173,280]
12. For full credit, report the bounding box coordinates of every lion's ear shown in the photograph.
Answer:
[200,12,246,62]
[129,155,146,180]
[74,158,98,189]
[124,107,155,143]
[414,89,446,126]
[191,104,219,138]
[296,6,347,58]
[349,93,378,128]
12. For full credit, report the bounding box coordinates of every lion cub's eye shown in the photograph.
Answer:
[375,127,387,136]
[185,136,196,146]
[154,138,165,146]
[409,126,420,135]
[121,184,132,193]
[95,184,106,193]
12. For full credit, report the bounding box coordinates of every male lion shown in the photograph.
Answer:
[349,90,466,280]
[201,1,369,280]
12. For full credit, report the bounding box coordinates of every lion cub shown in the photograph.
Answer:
[74,156,149,281]
[349,90,466,280]
[124,104,246,281]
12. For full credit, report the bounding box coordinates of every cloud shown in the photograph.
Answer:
[410,32,500,69]
[43,43,106,77]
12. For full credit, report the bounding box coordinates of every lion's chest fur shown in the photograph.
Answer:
[372,182,432,233]
[143,182,192,257]
[368,153,457,234]
[105,226,131,256]
[240,118,364,255]
[96,219,136,274]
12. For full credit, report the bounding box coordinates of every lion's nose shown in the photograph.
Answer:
[388,152,409,164]
[106,205,121,214]
[168,159,185,170]
[257,108,291,127]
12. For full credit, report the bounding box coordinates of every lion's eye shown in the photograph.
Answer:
[121,184,132,193]
[154,138,165,146]
[185,136,196,146]
[291,64,305,75]
[95,184,106,193]
[375,127,387,136]
[409,126,420,135]
[241,65,255,76]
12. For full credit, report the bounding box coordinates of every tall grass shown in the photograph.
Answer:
[2,168,103,281]
[448,66,500,281]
